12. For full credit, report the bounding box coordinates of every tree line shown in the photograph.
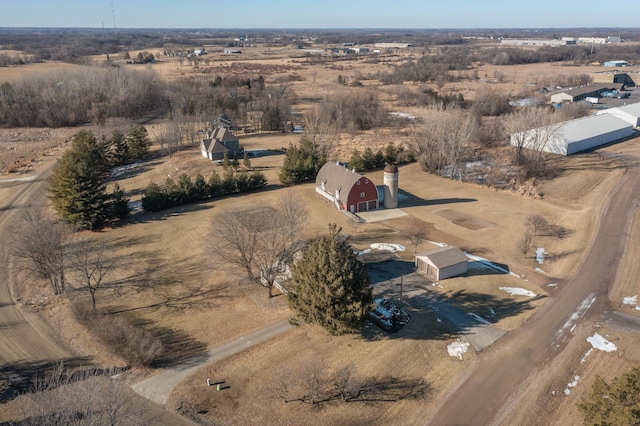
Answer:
[141,169,267,212]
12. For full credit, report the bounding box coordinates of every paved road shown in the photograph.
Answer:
[132,319,293,405]
[428,155,640,425]
[0,166,68,365]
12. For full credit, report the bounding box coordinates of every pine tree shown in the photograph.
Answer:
[578,367,640,425]
[287,224,373,335]
[125,125,151,160]
[107,183,131,220]
[279,137,326,185]
[49,131,109,230]
[110,130,129,166]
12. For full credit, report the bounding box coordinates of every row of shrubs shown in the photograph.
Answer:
[142,169,267,212]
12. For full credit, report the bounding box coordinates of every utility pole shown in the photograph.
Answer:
[111,3,118,39]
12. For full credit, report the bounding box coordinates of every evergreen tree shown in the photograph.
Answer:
[279,136,326,185]
[49,131,109,230]
[578,367,640,425]
[125,125,151,160]
[384,142,398,165]
[110,130,129,166]
[348,149,365,172]
[287,224,372,335]
[107,183,131,220]
[222,151,231,170]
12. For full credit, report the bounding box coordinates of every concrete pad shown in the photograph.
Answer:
[357,208,408,223]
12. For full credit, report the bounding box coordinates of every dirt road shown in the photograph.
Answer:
[428,155,640,425]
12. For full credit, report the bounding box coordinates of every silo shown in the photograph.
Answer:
[383,164,398,209]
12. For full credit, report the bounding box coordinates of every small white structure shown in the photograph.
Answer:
[415,246,468,280]
[383,164,398,209]
[596,102,640,127]
[510,114,634,156]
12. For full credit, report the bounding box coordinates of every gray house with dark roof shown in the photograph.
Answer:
[415,246,468,280]
[200,127,243,161]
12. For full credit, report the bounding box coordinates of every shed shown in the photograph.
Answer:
[315,162,378,213]
[510,114,634,156]
[415,246,468,280]
[596,102,640,127]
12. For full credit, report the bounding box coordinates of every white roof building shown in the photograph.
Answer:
[596,103,640,127]
[511,114,634,156]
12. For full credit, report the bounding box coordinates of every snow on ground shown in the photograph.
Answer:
[499,287,536,298]
[535,267,546,274]
[623,295,637,306]
[564,375,580,395]
[547,283,558,288]
[536,248,546,264]
[371,243,405,253]
[128,200,142,212]
[447,340,470,360]
[556,293,597,339]
[468,312,491,325]
[428,241,448,248]
[587,333,617,352]
[580,348,594,364]
[356,249,372,256]
[110,161,142,178]
[390,112,416,120]
[465,253,521,278]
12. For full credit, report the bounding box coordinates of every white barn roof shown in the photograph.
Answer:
[512,114,634,156]
[596,102,640,127]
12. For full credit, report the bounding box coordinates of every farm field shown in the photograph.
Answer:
[2,37,640,425]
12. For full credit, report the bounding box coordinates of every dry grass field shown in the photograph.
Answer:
[2,42,640,425]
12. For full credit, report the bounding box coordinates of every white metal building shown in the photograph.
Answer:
[596,103,640,127]
[415,247,468,280]
[511,114,634,156]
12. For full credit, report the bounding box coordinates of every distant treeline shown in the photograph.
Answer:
[0,66,164,127]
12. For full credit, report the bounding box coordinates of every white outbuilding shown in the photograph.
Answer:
[596,102,640,127]
[510,114,634,156]
[415,246,468,280]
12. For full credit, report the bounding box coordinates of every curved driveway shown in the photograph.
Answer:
[428,154,640,425]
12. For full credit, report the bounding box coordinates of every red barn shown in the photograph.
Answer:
[315,162,379,213]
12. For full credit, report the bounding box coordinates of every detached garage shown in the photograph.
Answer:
[415,246,468,280]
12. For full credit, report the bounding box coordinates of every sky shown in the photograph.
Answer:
[1,0,639,29]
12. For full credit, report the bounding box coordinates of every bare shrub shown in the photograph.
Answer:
[71,301,163,367]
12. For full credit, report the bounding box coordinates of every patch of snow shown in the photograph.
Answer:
[635,306,640,311]
[489,307,496,316]
[390,112,416,120]
[128,200,142,212]
[556,294,596,338]
[428,241,448,248]
[535,267,546,274]
[547,283,558,288]
[356,249,372,256]
[623,295,637,306]
[466,161,484,170]
[436,317,442,323]
[587,333,617,352]
[371,243,405,253]
[499,287,536,298]
[465,253,521,278]
[447,340,470,360]
[564,375,580,395]
[580,348,593,364]
[110,161,142,178]
[468,312,491,325]
[536,248,546,264]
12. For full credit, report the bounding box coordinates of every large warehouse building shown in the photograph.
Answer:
[550,83,623,104]
[511,114,634,156]
[596,103,640,127]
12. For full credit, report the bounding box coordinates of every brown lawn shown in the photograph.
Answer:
[2,44,640,425]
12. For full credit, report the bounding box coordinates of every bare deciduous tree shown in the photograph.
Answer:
[209,192,307,297]
[20,362,147,425]
[11,208,70,295]
[66,236,115,311]
[332,362,362,402]
[403,218,428,255]
[413,105,478,179]
[518,228,534,259]
[527,214,548,236]
[299,358,327,405]
[503,106,563,176]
